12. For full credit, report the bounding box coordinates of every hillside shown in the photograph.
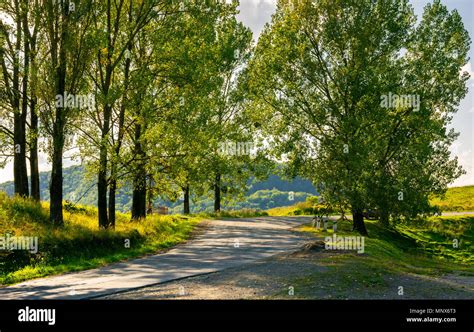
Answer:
[430,186,474,212]
[0,166,318,213]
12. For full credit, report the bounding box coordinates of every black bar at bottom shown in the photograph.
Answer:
[0,300,472,330]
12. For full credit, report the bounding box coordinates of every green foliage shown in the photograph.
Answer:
[312,203,334,218]
[243,189,310,210]
[268,195,335,216]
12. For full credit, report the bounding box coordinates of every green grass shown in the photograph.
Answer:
[286,215,474,298]
[396,215,473,264]
[0,192,201,285]
[430,185,474,212]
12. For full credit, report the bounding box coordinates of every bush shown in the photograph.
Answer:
[292,201,315,215]
[64,201,87,214]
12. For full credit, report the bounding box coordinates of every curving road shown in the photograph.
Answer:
[0,217,313,300]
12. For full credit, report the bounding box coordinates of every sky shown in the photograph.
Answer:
[0,0,473,187]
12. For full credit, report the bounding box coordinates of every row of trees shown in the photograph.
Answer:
[1,0,470,235]
[0,0,270,229]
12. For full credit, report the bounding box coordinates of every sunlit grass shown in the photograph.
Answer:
[430,185,474,212]
[267,205,299,216]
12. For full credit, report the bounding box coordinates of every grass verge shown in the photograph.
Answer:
[0,192,201,285]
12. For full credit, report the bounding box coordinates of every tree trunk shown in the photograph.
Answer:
[107,41,131,228]
[20,2,31,198]
[97,77,112,228]
[147,177,154,215]
[27,0,40,202]
[108,180,116,229]
[13,3,28,197]
[29,99,40,201]
[214,172,221,212]
[49,1,68,226]
[13,112,29,197]
[131,123,147,220]
[131,177,146,220]
[352,209,368,236]
[183,185,190,214]
[49,89,66,226]
[50,137,63,226]
[98,143,109,229]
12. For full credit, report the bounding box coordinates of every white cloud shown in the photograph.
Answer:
[461,62,474,77]
[451,146,474,187]
[236,0,277,39]
[461,61,474,90]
